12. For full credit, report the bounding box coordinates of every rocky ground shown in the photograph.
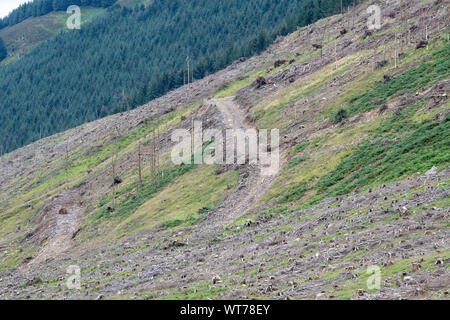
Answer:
[0,0,448,299]
[1,167,448,300]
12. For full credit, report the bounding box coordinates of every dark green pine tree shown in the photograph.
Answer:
[0,0,356,154]
[0,37,7,61]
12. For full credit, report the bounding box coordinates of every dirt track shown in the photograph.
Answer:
[196,97,283,236]
[0,0,448,300]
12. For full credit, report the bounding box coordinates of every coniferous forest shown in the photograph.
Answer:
[0,0,116,29]
[0,38,6,61]
[0,0,357,154]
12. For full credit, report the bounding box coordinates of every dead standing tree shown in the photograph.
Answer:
[110,124,121,212]
[137,139,143,193]
[351,0,357,29]
[64,141,70,189]
[156,127,161,187]
[149,125,156,187]
[148,121,163,188]
[334,35,338,69]
[320,27,326,58]
[123,89,131,112]
[190,106,200,164]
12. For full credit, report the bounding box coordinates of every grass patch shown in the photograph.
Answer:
[110,165,239,235]
[317,113,450,196]
[91,163,196,220]
[346,43,450,116]
[330,108,348,124]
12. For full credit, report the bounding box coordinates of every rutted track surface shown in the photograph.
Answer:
[0,0,449,300]
[197,97,283,238]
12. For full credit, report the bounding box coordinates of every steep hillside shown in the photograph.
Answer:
[0,0,449,300]
[0,0,314,154]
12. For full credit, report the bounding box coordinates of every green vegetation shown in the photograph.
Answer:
[347,43,450,116]
[269,98,449,207]
[287,155,308,169]
[290,140,310,155]
[252,38,450,210]
[318,111,450,196]
[0,0,301,153]
[84,134,238,235]
[278,181,310,203]
[330,108,348,124]
[0,0,362,154]
[160,205,214,228]
[134,167,236,228]
[0,0,115,30]
[0,37,6,61]
[92,164,196,220]
[250,52,356,130]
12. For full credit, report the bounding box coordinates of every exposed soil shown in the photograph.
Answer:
[0,0,448,300]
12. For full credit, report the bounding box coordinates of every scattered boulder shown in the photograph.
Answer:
[375,60,388,69]
[387,11,396,19]
[214,166,226,175]
[316,292,325,299]
[253,76,267,89]
[425,166,438,176]
[379,104,388,114]
[403,276,414,283]
[357,289,367,296]
[212,275,222,284]
[22,256,33,264]
[399,206,409,216]
[435,259,444,265]
[58,208,68,215]
[26,277,42,286]
[245,219,254,227]
[113,176,122,185]
[164,240,186,250]
[416,40,428,49]
[274,59,287,68]
[363,30,372,39]
[265,284,277,293]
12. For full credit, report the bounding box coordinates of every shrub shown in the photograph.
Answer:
[331,108,348,124]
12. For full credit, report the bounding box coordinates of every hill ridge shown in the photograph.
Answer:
[0,0,448,300]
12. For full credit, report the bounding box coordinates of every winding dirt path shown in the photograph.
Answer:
[197,97,283,237]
